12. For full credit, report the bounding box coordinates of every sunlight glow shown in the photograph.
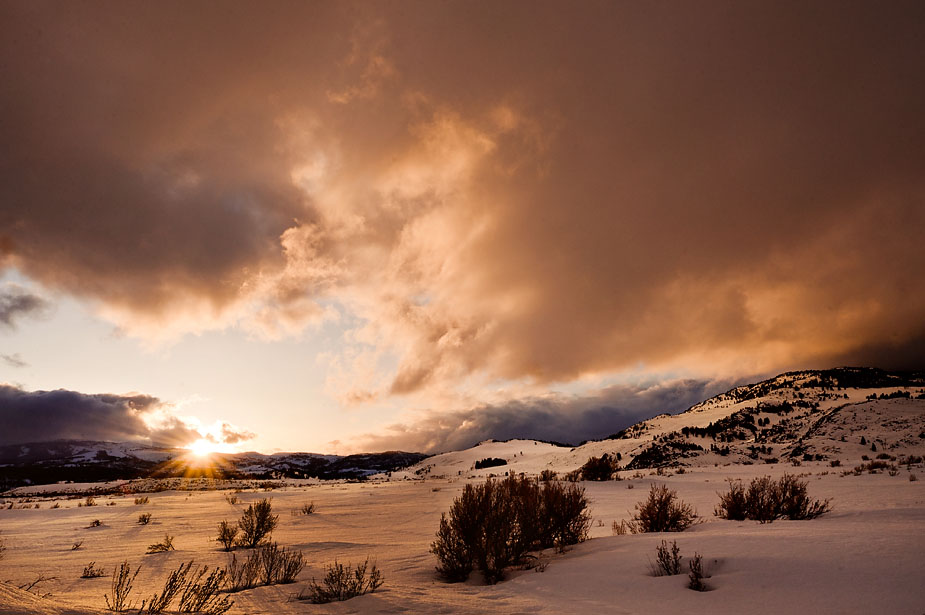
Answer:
[187,438,225,457]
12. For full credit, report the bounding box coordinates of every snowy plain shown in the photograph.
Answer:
[1,460,923,615]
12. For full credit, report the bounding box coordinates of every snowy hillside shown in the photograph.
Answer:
[397,368,925,479]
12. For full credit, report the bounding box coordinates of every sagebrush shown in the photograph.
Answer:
[237,499,278,548]
[298,559,383,603]
[629,484,697,533]
[431,475,590,584]
[714,474,830,522]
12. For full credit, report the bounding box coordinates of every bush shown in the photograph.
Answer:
[146,534,175,554]
[540,479,592,550]
[105,561,140,611]
[688,553,706,591]
[715,474,830,523]
[136,561,232,615]
[225,552,260,592]
[177,564,232,614]
[225,543,303,590]
[139,561,192,614]
[580,454,620,481]
[85,497,97,507]
[431,475,590,584]
[88,519,102,528]
[257,542,305,585]
[629,484,697,533]
[539,469,558,482]
[300,502,315,515]
[138,513,152,525]
[134,497,149,505]
[81,562,105,578]
[651,540,682,576]
[237,499,278,548]
[298,559,383,604]
[216,521,238,552]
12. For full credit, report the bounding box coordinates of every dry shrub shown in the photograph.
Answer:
[612,520,629,536]
[258,542,305,585]
[300,502,315,515]
[650,540,682,576]
[138,513,152,525]
[146,534,175,554]
[688,552,706,591]
[237,499,278,548]
[715,474,830,523]
[225,542,303,590]
[298,559,383,604]
[136,561,232,615]
[225,551,260,592]
[134,497,149,505]
[139,561,191,614]
[431,475,590,584]
[629,484,697,533]
[216,520,238,552]
[81,562,106,578]
[104,561,140,611]
[178,565,232,614]
[85,497,97,507]
[579,454,620,481]
[540,469,558,482]
[88,519,102,528]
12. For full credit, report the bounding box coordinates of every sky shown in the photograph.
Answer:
[1,1,924,454]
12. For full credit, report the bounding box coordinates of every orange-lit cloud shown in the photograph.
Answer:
[2,2,924,406]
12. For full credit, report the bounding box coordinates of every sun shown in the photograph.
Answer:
[187,438,220,457]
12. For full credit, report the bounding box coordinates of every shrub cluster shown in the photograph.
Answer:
[431,475,591,584]
[629,484,697,533]
[297,559,383,604]
[579,454,620,481]
[216,498,278,550]
[715,474,830,523]
[225,543,305,591]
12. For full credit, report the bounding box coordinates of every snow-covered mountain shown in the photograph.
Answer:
[3,368,922,490]
[397,367,925,479]
[0,440,427,490]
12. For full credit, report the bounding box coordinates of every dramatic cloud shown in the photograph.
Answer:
[355,378,740,454]
[2,2,923,400]
[0,284,50,329]
[0,384,254,447]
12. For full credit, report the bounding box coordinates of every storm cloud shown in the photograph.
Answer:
[0,384,250,447]
[2,1,924,399]
[355,378,740,454]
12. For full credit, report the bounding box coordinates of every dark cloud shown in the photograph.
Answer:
[0,384,160,446]
[1,353,28,368]
[1,1,923,391]
[0,285,50,329]
[0,384,238,447]
[356,378,741,454]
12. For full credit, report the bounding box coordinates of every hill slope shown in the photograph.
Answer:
[398,367,925,479]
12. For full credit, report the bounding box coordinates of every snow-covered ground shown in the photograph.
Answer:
[1,463,923,614]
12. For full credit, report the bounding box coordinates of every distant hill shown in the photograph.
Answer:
[396,367,925,479]
[0,440,428,491]
[4,367,923,490]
